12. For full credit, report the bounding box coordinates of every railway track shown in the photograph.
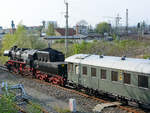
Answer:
[0,65,148,113]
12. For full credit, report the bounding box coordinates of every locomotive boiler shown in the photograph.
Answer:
[4,46,67,85]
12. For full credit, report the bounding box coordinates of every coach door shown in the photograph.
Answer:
[90,66,98,90]
[81,65,90,87]
[67,63,73,81]
[72,63,80,84]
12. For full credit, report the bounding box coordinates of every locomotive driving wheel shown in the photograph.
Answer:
[48,75,64,86]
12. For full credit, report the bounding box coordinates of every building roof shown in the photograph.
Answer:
[44,35,87,40]
[55,28,76,36]
[65,54,150,74]
[0,34,4,39]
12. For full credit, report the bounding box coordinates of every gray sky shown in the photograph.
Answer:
[0,0,149,28]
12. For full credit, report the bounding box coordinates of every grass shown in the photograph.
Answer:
[54,106,71,113]
[26,103,43,113]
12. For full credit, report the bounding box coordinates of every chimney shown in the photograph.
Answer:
[76,25,79,35]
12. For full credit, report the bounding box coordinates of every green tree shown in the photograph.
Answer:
[96,22,111,36]
[0,24,47,64]
[46,23,55,36]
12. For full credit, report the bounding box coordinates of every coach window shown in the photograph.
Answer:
[138,75,148,88]
[82,66,87,75]
[75,65,79,75]
[101,69,106,79]
[91,68,96,77]
[45,59,48,62]
[123,73,131,84]
[68,63,73,72]
[111,71,118,81]
[45,58,47,62]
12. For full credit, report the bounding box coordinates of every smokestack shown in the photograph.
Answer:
[76,25,79,35]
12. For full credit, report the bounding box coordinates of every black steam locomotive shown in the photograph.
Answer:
[4,46,67,85]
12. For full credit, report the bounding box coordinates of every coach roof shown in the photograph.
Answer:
[65,54,150,74]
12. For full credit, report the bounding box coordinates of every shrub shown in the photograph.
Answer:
[0,94,17,113]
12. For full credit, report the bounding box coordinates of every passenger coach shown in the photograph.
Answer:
[65,54,150,106]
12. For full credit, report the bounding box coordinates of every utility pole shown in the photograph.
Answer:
[115,14,122,39]
[11,20,15,34]
[126,9,128,36]
[137,22,142,40]
[64,1,69,57]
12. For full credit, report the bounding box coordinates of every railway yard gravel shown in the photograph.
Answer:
[0,69,134,113]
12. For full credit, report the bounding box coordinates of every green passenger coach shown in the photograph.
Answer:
[65,54,150,106]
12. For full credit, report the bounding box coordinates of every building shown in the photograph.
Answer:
[45,21,58,29]
[75,25,89,35]
[44,35,87,44]
[55,28,76,36]
[74,20,89,35]
[24,25,42,31]
[0,26,3,34]
[23,25,42,36]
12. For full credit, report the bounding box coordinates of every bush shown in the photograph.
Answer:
[69,39,150,58]
[0,94,17,113]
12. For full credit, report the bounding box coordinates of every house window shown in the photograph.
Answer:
[123,73,131,84]
[101,69,106,79]
[75,65,79,75]
[91,68,96,77]
[68,63,73,72]
[138,75,148,88]
[111,71,118,81]
[82,66,87,75]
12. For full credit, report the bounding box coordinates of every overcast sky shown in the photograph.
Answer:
[0,0,149,28]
